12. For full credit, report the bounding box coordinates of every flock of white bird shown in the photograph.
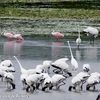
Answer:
[0,26,99,99]
[0,54,100,94]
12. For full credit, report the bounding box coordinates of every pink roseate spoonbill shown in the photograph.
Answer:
[83,26,99,44]
[14,33,24,41]
[1,30,14,41]
[51,30,64,42]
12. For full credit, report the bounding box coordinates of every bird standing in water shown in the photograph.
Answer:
[76,25,81,49]
[51,30,64,42]
[83,26,99,44]
[1,30,14,41]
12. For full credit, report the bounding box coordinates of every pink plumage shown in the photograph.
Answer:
[51,31,64,41]
[14,34,24,40]
[2,30,14,41]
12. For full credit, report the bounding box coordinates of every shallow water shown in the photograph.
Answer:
[0,36,100,100]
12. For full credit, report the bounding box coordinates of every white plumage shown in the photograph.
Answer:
[13,56,37,75]
[86,72,100,90]
[4,72,15,89]
[69,71,90,91]
[20,73,28,88]
[25,74,44,92]
[67,41,78,70]
[83,26,99,43]
[76,25,81,49]
[51,58,72,77]
[51,74,66,89]
[42,74,67,91]
[0,60,13,67]
[83,64,91,72]
[43,60,52,73]
[86,72,100,91]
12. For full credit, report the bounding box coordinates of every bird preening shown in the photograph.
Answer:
[83,26,99,44]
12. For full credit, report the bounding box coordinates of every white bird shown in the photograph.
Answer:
[76,72,90,90]
[13,56,36,75]
[83,64,91,72]
[83,26,99,44]
[69,71,90,91]
[0,59,13,67]
[67,41,78,70]
[68,76,81,91]
[38,73,51,90]
[76,25,81,49]
[42,76,52,91]
[20,73,28,89]
[0,66,15,73]
[25,74,44,92]
[51,58,72,77]
[35,64,44,73]
[50,74,66,90]
[86,72,100,91]
[42,74,67,91]
[43,60,52,73]
[4,72,15,90]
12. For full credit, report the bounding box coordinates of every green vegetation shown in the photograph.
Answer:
[0,1,100,19]
[0,7,99,19]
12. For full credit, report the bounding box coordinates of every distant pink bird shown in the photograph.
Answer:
[14,34,24,41]
[1,30,14,41]
[51,31,64,41]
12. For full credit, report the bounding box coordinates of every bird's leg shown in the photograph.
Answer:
[31,84,35,91]
[57,81,65,90]
[86,84,90,90]
[10,82,16,89]
[26,85,30,92]
[42,86,48,91]
[36,83,40,89]
[56,38,58,42]
[93,85,96,91]
[92,35,94,44]
[80,81,86,91]
[49,84,53,90]
[1,76,4,82]
[77,44,80,50]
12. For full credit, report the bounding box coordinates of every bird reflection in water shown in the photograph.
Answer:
[84,44,98,60]
[76,49,81,61]
[4,40,23,57]
[52,41,64,60]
